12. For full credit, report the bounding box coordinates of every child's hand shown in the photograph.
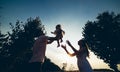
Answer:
[51,32,54,34]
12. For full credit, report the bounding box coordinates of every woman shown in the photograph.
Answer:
[61,39,93,72]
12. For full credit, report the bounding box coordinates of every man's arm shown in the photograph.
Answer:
[47,40,53,44]
[47,37,56,44]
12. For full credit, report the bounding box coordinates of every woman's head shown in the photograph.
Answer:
[78,39,90,57]
[78,39,86,47]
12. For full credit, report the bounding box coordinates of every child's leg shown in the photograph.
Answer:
[60,38,63,42]
[57,39,60,47]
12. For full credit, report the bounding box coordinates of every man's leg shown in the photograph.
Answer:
[28,62,42,72]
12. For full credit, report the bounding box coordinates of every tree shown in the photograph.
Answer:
[0,29,7,49]
[0,24,8,72]
[82,12,120,72]
[0,17,45,72]
[0,17,61,72]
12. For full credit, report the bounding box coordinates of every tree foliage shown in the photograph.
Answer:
[0,24,9,71]
[82,12,120,72]
[0,31,7,49]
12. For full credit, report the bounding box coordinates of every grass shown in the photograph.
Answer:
[64,69,114,72]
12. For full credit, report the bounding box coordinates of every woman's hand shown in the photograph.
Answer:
[66,40,71,46]
[61,45,66,49]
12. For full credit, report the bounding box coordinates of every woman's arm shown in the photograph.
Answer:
[66,40,78,53]
[61,45,76,57]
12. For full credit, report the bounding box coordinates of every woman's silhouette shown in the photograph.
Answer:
[61,39,93,72]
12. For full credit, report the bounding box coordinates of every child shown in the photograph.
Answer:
[51,24,65,47]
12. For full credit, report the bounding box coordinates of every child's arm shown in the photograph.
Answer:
[51,32,54,34]
[62,30,65,35]
[51,30,57,35]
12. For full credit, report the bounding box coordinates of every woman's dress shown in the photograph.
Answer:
[76,51,93,72]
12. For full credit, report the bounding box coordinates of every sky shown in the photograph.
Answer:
[0,0,120,70]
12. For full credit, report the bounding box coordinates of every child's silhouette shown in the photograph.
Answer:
[51,24,65,47]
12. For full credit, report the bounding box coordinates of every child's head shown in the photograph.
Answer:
[56,24,61,29]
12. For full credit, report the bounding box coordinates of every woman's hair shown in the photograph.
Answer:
[78,39,89,57]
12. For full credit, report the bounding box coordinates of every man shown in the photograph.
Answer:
[28,34,55,72]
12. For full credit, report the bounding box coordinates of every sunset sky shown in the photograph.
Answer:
[0,0,120,70]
